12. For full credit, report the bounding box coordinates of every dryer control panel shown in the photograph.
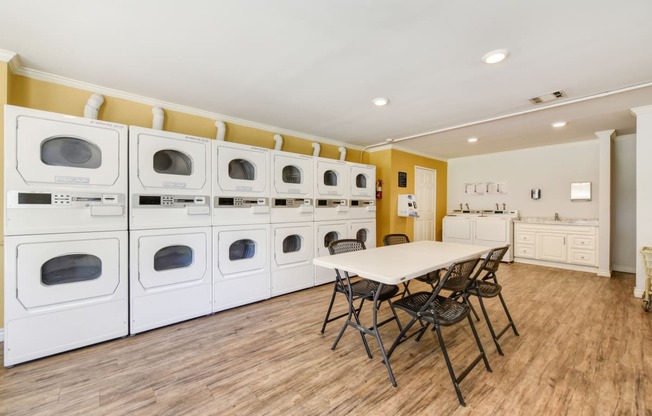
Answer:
[315,199,347,207]
[350,199,375,208]
[7,190,125,208]
[134,194,208,208]
[272,198,312,208]
[216,197,269,207]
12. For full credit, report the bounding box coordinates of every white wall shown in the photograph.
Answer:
[612,134,636,273]
[633,105,652,295]
[447,140,599,218]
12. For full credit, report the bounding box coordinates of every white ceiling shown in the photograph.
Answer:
[1,0,652,159]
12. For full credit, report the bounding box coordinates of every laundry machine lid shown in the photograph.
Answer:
[350,164,376,198]
[215,145,268,194]
[272,153,313,196]
[216,228,268,275]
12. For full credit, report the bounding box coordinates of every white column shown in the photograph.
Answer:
[595,130,614,277]
[631,105,652,296]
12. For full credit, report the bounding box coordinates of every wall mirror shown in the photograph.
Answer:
[571,182,591,201]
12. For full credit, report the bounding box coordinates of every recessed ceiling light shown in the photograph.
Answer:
[482,49,509,64]
[552,121,567,128]
[372,97,390,106]
[467,137,479,143]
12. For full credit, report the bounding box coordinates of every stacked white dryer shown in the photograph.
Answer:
[270,150,314,296]
[128,127,212,334]
[348,162,377,249]
[212,140,271,312]
[313,157,349,285]
[3,105,129,366]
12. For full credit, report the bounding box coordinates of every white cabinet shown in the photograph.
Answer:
[514,222,598,269]
[443,215,514,261]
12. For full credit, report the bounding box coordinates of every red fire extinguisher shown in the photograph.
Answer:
[376,180,383,199]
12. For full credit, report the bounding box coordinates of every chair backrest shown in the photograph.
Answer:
[421,257,481,312]
[479,245,510,274]
[383,234,410,246]
[328,239,366,256]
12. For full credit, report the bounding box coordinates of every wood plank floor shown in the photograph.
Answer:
[1,263,650,415]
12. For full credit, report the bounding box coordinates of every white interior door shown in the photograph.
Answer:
[414,166,436,241]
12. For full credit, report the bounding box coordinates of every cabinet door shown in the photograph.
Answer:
[536,233,567,262]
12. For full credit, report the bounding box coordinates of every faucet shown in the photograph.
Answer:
[554,212,560,221]
[495,203,499,211]
[465,203,470,211]
[459,203,463,211]
[502,203,506,211]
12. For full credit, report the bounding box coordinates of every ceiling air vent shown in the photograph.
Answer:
[529,90,566,104]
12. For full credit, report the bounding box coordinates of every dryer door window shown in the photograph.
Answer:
[154,245,193,271]
[136,231,210,289]
[229,159,256,181]
[41,137,102,169]
[324,231,340,248]
[229,239,256,260]
[282,166,301,184]
[16,115,122,186]
[355,174,367,190]
[41,254,102,285]
[283,235,302,253]
[356,228,368,244]
[135,131,209,190]
[153,150,192,176]
[324,170,338,186]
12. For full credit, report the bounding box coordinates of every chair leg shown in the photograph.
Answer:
[434,325,466,407]
[477,295,503,356]
[498,292,519,336]
[332,295,372,359]
[321,285,339,333]
[464,294,481,322]
[467,314,492,372]
[387,301,404,333]
[386,317,418,359]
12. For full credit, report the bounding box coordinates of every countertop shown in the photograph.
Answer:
[514,217,599,226]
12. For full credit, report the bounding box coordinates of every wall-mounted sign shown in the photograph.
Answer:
[398,171,407,188]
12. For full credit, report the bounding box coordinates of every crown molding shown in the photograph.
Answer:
[0,48,22,74]
[365,143,448,161]
[11,63,364,150]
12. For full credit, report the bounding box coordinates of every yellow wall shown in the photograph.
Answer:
[368,148,447,245]
[0,72,443,327]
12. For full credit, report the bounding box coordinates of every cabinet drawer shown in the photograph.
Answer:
[515,232,535,243]
[569,235,596,250]
[569,250,596,266]
[515,245,534,258]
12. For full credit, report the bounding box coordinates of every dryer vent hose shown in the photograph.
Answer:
[152,107,165,130]
[83,94,104,119]
[312,142,321,157]
[338,146,347,161]
[274,134,283,151]
[215,121,226,141]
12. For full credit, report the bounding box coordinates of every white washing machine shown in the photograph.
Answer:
[314,157,349,221]
[348,162,377,220]
[129,126,211,229]
[212,140,270,225]
[129,227,212,334]
[314,219,349,285]
[349,219,377,249]
[270,150,314,223]
[271,223,314,297]
[4,230,128,366]
[213,223,271,312]
[4,105,128,235]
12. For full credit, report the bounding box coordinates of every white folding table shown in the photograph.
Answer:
[313,240,491,387]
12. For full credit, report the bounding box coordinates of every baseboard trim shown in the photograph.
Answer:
[0,328,4,343]
[513,257,599,274]
[612,264,636,274]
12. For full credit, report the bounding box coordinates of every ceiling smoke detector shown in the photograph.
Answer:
[529,90,566,104]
